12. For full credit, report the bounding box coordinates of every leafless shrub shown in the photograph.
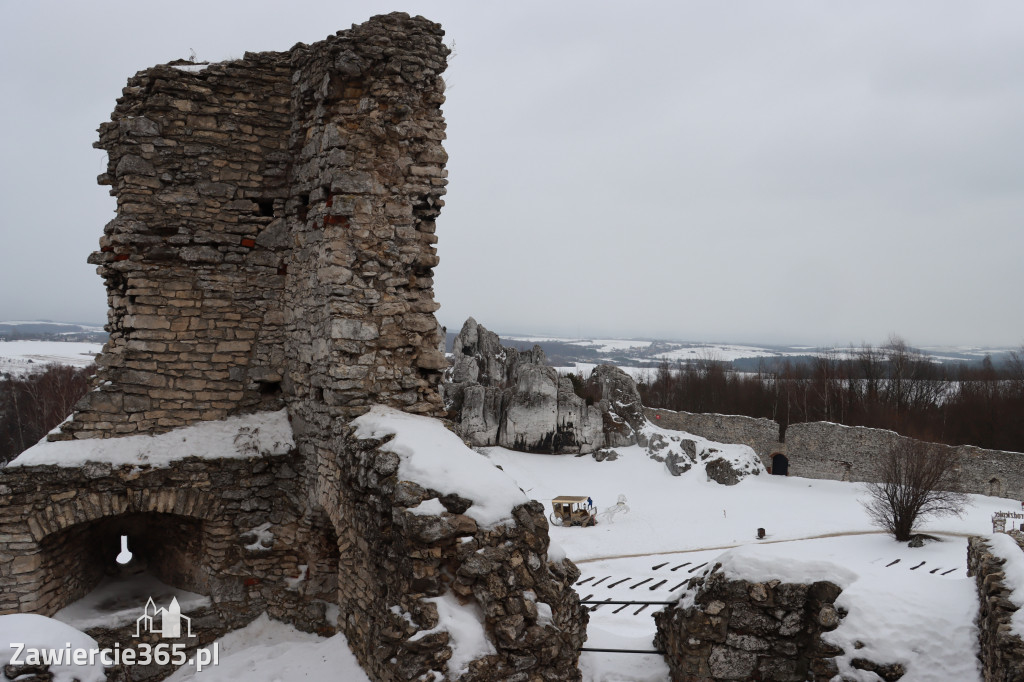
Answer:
[862,438,968,542]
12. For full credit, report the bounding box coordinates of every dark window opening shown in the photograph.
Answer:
[770,453,789,476]
[256,199,275,217]
[258,380,282,396]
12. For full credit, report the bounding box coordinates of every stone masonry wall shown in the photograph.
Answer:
[281,13,448,430]
[653,567,846,682]
[0,455,333,629]
[786,422,1024,500]
[644,406,1024,500]
[311,424,587,681]
[967,533,1024,681]
[645,407,781,465]
[59,12,447,442]
[61,55,295,439]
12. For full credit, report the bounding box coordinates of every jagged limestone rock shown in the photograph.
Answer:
[443,318,641,454]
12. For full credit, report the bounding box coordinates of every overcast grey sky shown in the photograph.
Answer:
[2,1,1022,347]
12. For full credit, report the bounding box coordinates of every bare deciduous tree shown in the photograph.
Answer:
[862,438,968,542]
[0,364,93,465]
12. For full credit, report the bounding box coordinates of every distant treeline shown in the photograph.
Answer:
[636,337,1024,453]
[0,365,94,465]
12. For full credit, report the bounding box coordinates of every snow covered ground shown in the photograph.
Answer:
[481,437,1011,682]
[54,574,210,632]
[165,614,371,682]
[0,340,102,375]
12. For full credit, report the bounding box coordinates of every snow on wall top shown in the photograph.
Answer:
[352,405,529,527]
[715,544,858,587]
[988,532,1024,637]
[7,409,293,468]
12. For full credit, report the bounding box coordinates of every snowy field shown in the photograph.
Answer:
[554,363,657,383]
[497,333,1020,368]
[482,441,1010,682]
[4,412,1019,682]
[0,340,102,376]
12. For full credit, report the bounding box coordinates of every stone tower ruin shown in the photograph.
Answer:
[0,13,586,682]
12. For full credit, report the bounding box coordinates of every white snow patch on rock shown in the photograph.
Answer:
[242,522,275,552]
[408,592,495,676]
[408,498,448,516]
[352,405,529,527]
[716,545,857,587]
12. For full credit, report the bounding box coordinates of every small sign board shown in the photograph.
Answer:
[992,511,1024,533]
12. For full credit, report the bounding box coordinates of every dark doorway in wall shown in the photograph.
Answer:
[771,454,789,476]
[989,478,1003,497]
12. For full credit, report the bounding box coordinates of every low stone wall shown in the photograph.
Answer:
[967,533,1024,681]
[653,567,846,681]
[644,407,781,466]
[642,407,1024,500]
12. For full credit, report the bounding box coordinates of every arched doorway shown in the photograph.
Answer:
[36,512,221,622]
[989,478,1003,498]
[771,453,789,476]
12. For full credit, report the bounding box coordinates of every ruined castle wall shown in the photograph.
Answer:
[61,13,448,443]
[782,422,897,483]
[786,421,1024,500]
[59,56,296,440]
[644,406,1024,499]
[967,534,1024,681]
[1,14,591,681]
[311,424,586,681]
[282,13,448,434]
[644,407,781,465]
[0,456,333,630]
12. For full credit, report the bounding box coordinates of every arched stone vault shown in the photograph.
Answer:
[26,489,222,543]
